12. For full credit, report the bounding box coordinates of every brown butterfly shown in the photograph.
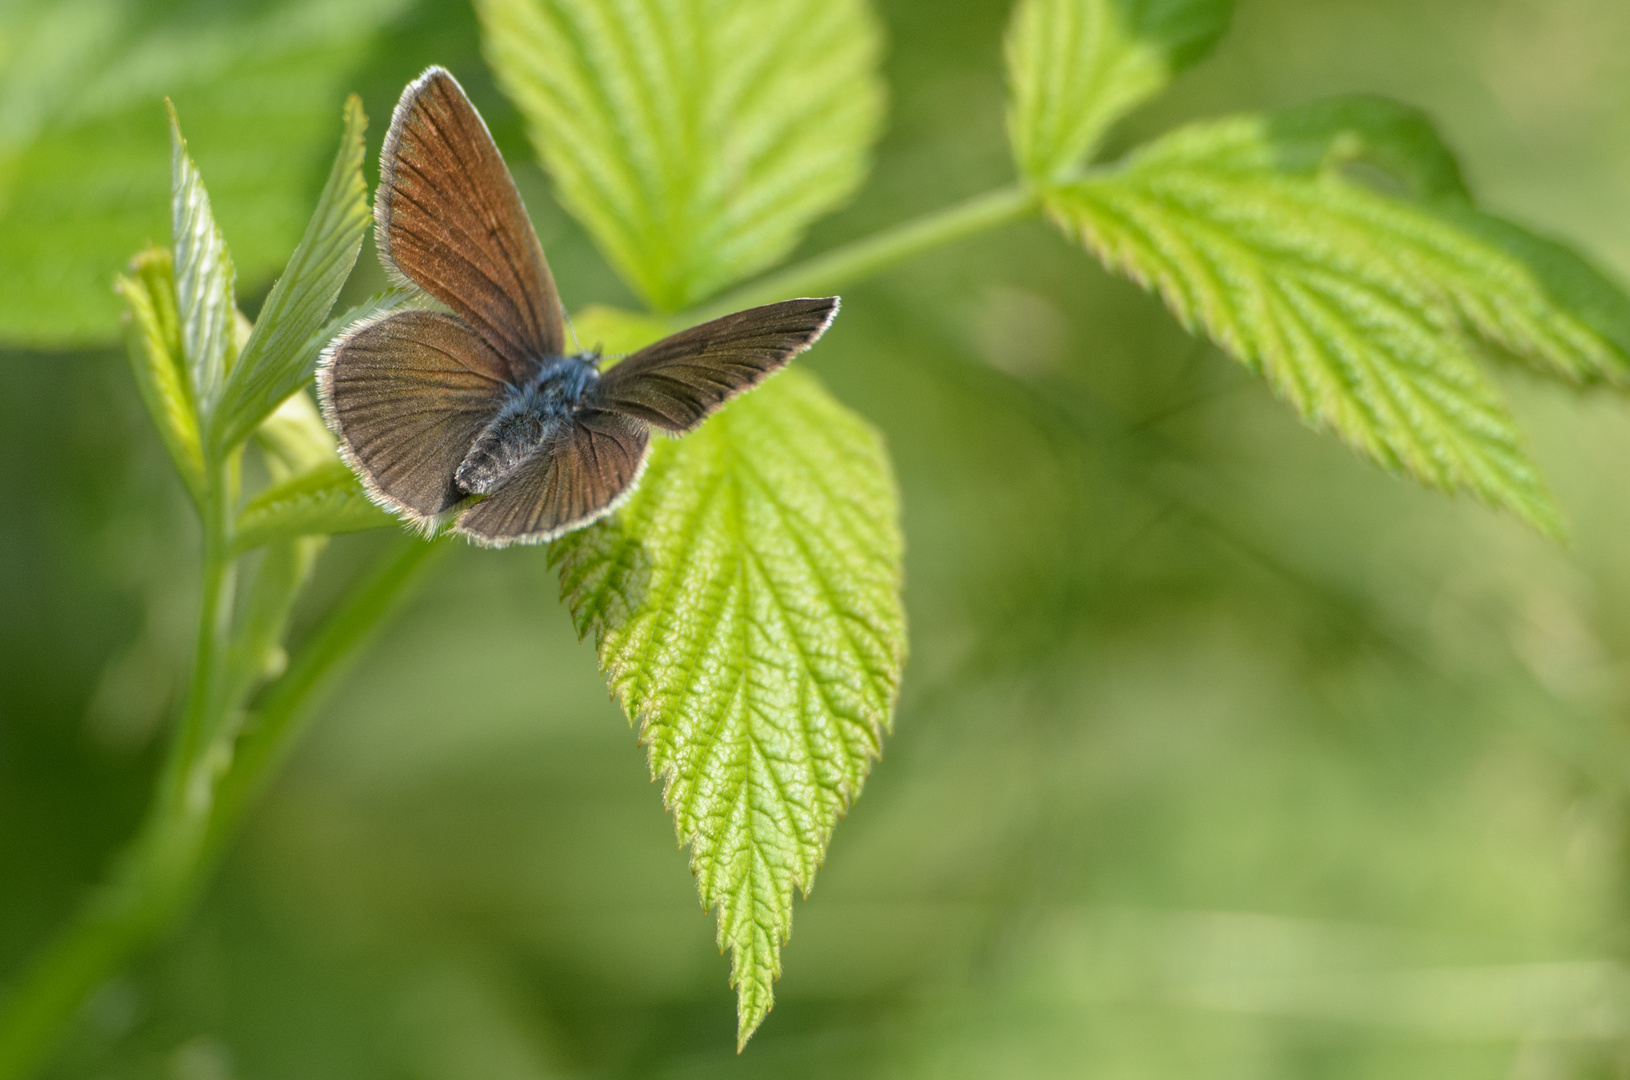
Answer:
[318,66,838,547]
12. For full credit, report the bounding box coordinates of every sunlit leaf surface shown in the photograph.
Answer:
[1006,0,1233,183]
[552,366,906,1046]
[1047,105,1630,534]
[477,0,885,311]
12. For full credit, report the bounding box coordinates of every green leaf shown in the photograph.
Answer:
[552,366,906,1047]
[1190,97,1630,385]
[234,461,398,554]
[0,0,411,347]
[114,246,205,507]
[213,95,370,455]
[1005,0,1233,184]
[168,102,236,424]
[1041,104,1630,534]
[477,0,886,312]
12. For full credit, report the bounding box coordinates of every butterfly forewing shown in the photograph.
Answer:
[591,297,839,433]
[378,67,565,374]
[455,410,650,545]
[319,309,513,520]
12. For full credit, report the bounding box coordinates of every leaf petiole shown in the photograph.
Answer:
[682,185,1040,325]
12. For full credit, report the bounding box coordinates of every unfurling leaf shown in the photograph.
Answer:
[234,461,397,553]
[477,0,885,311]
[552,367,906,1048]
[116,247,205,507]
[1006,0,1233,184]
[168,102,237,422]
[1047,101,1630,534]
[213,96,370,454]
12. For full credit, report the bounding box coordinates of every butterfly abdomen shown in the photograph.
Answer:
[454,359,601,496]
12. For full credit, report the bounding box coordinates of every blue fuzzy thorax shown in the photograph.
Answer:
[454,356,600,496]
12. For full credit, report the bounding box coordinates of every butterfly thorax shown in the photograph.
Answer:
[454,357,601,496]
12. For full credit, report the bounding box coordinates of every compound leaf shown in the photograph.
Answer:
[213,95,370,454]
[1045,102,1630,534]
[1006,0,1233,183]
[552,364,905,1048]
[477,0,885,312]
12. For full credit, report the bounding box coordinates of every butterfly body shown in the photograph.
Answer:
[454,356,600,496]
[320,66,839,546]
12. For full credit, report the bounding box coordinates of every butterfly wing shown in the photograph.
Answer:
[454,410,651,546]
[319,308,512,523]
[590,297,839,433]
[377,66,565,376]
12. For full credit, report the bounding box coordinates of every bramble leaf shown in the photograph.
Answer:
[115,247,204,507]
[213,95,370,455]
[234,462,396,554]
[0,0,411,347]
[1005,0,1233,184]
[477,0,885,312]
[552,364,905,1048]
[169,103,237,424]
[1044,102,1630,534]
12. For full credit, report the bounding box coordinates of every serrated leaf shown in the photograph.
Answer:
[477,0,885,312]
[168,102,236,423]
[213,95,370,454]
[552,367,905,1047]
[234,461,397,553]
[1005,0,1233,183]
[0,0,411,347]
[114,246,204,507]
[1042,105,1630,533]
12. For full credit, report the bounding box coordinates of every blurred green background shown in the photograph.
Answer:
[6,0,1630,1076]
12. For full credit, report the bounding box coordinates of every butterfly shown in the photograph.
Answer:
[318,66,839,547]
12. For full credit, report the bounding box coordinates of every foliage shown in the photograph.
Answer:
[476,0,886,312]
[554,366,904,1045]
[0,0,413,346]
[6,0,1630,1073]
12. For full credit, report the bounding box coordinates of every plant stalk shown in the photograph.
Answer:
[0,535,443,1080]
[683,184,1040,324]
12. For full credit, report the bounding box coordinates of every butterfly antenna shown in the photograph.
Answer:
[561,304,582,355]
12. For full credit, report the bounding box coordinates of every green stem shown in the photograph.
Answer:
[0,535,442,1080]
[683,185,1039,324]
[207,536,446,855]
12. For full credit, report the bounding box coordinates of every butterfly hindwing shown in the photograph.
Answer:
[590,297,839,433]
[319,308,512,522]
[454,410,651,546]
[378,66,565,376]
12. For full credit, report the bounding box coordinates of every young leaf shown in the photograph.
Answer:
[234,462,397,554]
[476,0,885,311]
[168,103,237,424]
[552,367,906,1047]
[1006,0,1233,184]
[213,96,370,455]
[115,247,205,507]
[1040,106,1630,533]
